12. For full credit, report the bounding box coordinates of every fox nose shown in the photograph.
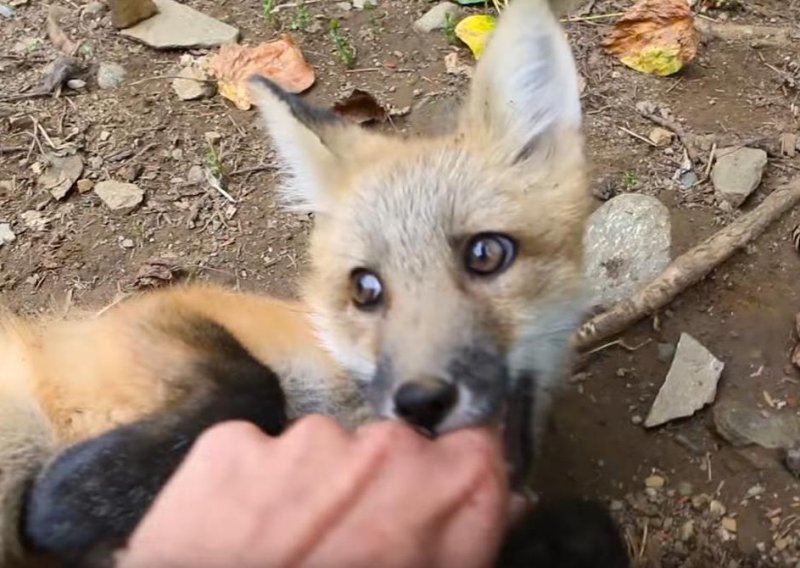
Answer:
[393,377,458,432]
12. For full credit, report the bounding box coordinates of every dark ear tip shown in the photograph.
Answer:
[247,74,281,94]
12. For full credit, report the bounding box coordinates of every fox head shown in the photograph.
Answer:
[250,0,589,479]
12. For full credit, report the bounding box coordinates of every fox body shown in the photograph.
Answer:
[0,0,628,566]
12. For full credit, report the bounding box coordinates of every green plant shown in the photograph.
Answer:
[365,3,381,31]
[205,141,226,181]
[289,1,311,31]
[622,171,638,191]
[261,0,276,24]
[329,19,356,67]
[442,12,458,45]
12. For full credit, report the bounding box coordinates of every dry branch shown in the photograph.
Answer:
[575,176,800,350]
[696,18,797,48]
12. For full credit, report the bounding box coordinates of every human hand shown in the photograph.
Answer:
[117,416,510,568]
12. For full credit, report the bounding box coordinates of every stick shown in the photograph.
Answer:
[575,177,800,350]
[638,107,701,164]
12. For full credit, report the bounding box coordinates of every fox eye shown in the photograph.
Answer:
[465,233,516,276]
[350,269,384,310]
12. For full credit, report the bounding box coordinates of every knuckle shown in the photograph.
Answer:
[360,420,423,454]
[193,420,264,459]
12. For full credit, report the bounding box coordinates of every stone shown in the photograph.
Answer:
[722,517,737,533]
[94,180,144,211]
[121,238,135,248]
[37,154,84,200]
[644,333,724,428]
[711,147,768,208]
[172,66,215,101]
[187,165,205,185]
[108,0,156,29]
[120,0,239,49]
[20,210,48,231]
[66,79,86,90]
[780,132,797,158]
[649,127,674,147]
[97,62,127,89]
[584,193,671,309]
[645,475,665,489]
[713,402,800,449]
[657,342,676,364]
[680,520,694,542]
[0,223,15,246]
[85,1,107,14]
[413,2,458,33]
[352,0,376,8]
[77,179,94,193]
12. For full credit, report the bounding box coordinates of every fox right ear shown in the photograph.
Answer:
[459,0,583,165]
[248,77,384,214]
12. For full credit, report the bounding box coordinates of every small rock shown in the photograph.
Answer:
[204,131,222,145]
[713,402,800,449]
[352,0,376,8]
[120,0,239,49]
[784,446,800,477]
[679,169,698,189]
[680,520,694,541]
[77,179,94,193]
[592,176,616,201]
[413,2,458,33]
[584,194,671,309]
[711,147,768,208]
[38,154,84,200]
[66,79,86,90]
[172,66,215,100]
[649,127,674,148]
[171,148,183,161]
[722,517,737,533]
[677,481,693,496]
[645,475,665,489]
[657,342,676,364]
[89,156,104,170]
[187,165,205,185]
[108,0,156,28]
[335,0,351,9]
[20,210,48,231]
[100,131,111,142]
[120,238,135,249]
[609,499,624,512]
[709,500,727,518]
[644,333,724,428]
[0,223,15,246]
[97,62,127,89]
[631,415,643,425]
[94,180,144,211]
[780,132,797,158]
[84,1,107,14]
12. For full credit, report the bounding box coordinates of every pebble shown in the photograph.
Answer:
[89,156,104,170]
[709,500,727,518]
[413,2,458,33]
[84,1,107,14]
[66,79,86,90]
[37,154,84,200]
[187,165,205,185]
[644,333,724,428]
[94,180,144,211]
[677,481,693,496]
[649,127,674,147]
[352,0,376,8]
[97,62,127,89]
[172,66,215,100]
[584,193,671,309]
[77,179,95,193]
[711,147,768,208]
[120,238,135,249]
[0,223,16,246]
[722,517,738,533]
[657,342,676,364]
[645,475,665,489]
[120,0,239,49]
[680,520,695,541]
[631,415,643,425]
[20,210,48,231]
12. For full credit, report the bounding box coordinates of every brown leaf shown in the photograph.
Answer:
[207,35,315,111]
[128,259,182,290]
[332,89,387,125]
[603,0,698,76]
[46,5,80,56]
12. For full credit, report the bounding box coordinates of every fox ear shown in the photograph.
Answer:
[248,77,381,214]
[459,0,583,164]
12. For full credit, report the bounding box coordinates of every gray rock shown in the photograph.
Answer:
[0,223,15,246]
[645,333,724,428]
[120,0,239,49]
[97,62,127,89]
[584,193,671,309]
[714,402,800,449]
[657,342,676,364]
[711,147,767,208]
[66,78,86,90]
[94,180,144,211]
[38,154,84,200]
[187,165,205,185]
[413,2,458,33]
[172,66,215,101]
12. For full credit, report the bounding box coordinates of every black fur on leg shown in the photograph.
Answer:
[21,316,289,567]
[495,498,630,568]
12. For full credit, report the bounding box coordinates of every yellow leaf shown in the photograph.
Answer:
[455,14,496,60]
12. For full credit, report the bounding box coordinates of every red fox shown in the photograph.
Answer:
[1,0,628,566]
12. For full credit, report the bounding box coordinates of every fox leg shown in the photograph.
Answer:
[22,317,289,567]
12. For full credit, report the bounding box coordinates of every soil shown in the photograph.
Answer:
[2,0,800,565]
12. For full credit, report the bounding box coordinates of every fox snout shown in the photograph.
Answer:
[370,345,510,435]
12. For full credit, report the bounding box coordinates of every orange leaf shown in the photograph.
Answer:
[603,0,698,76]
[207,35,315,110]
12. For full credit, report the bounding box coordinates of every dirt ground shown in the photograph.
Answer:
[2,0,800,565]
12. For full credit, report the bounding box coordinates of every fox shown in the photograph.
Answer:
[0,0,629,566]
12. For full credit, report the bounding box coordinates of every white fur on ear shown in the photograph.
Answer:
[248,77,341,213]
[463,0,582,159]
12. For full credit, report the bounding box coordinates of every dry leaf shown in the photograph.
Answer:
[603,0,698,76]
[46,5,80,56]
[455,14,496,60]
[128,259,182,290]
[207,35,315,111]
[332,89,387,124]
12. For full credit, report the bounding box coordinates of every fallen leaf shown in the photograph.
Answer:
[444,52,474,78]
[455,14,496,60]
[207,35,315,111]
[46,5,80,55]
[128,259,182,290]
[332,89,387,124]
[603,0,698,76]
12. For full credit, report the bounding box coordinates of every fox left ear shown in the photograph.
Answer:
[459,0,583,165]
[248,76,387,214]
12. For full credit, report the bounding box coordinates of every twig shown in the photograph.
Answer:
[638,107,701,164]
[618,126,658,147]
[584,338,652,356]
[229,164,275,176]
[0,146,27,154]
[575,176,800,350]
[561,11,623,23]
[574,0,597,17]
[273,0,325,12]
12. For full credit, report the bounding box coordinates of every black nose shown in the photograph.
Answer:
[393,377,458,432]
